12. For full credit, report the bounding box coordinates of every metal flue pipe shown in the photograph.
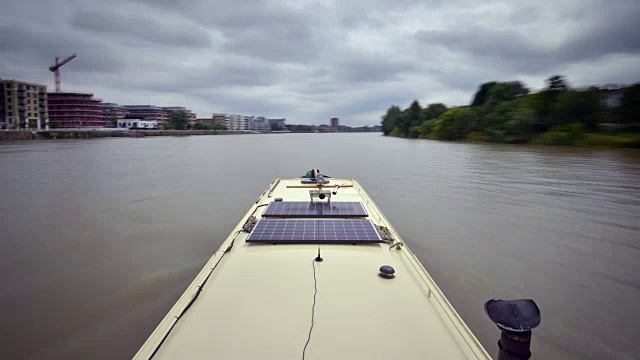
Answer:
[484,299,541,360]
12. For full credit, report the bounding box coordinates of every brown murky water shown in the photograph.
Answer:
[1,133,639,359]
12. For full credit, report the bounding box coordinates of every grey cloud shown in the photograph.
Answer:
[200,61,282,87]
[565,6,640,60]
[216,11,318,62]
[220,29,316,63]
[334,92,417,118]
[190,89,290,116]
[334,54,417,83]
[428,64,502,93]
[85,55,284,98]
[1,0,639,126]
[156,60,282,90]
[0,21,126,81]
[136,0,312,29]
[413,1,640,74]
[414,27,533,60]
[135,0,321,62]
[68,9,212,49]
[0,22,74,55]
[337,4,387,29]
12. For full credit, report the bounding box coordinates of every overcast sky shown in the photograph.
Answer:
[1,0,639,126]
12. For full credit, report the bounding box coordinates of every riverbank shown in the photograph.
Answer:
[0,129,254,141]
[463,130,640,148]
[388,132,640,149]
[385,112,640,149]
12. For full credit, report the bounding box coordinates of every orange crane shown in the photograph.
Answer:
[49,53,76,92]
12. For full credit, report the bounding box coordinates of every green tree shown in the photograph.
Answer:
[408,126,421,138]
[162,121,174,130]
[389,127,404,137]
[408,100,422,126]
[486,82,529,104]
[546,75,569,91]
[553,89,603,131]
[510,82,530,98]
[471,82,497,106]
[421,103,447,121]
[541,124,585,145]
[619,84,640,124]
[212,124,228,130]
[193,123,213,130]
[417,119,437,138]
[108,116,118,127]
[486,100,535,143]
[521,90,564,132]
[381,105,403,135]
[396,111,410,136]
[406,100,423,137]
[432,107,474,140]
[170,110,190,130]
[286,124,314,132]
[473,81,530,131]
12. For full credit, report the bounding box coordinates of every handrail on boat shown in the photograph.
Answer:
[352,179,382,224]
[267,178,280,198]
[256,178,280,204]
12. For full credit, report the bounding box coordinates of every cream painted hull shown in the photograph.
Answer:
[133,178,491,360]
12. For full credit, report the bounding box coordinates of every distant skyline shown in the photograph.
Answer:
[1,0,639,126]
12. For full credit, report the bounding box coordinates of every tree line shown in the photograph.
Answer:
[381,76,640,147]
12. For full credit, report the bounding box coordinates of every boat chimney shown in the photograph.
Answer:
[484,299,541,360]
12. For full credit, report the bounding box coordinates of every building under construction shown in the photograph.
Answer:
[48,92,104,128]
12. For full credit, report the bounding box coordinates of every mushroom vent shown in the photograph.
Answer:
[484,299,541,332]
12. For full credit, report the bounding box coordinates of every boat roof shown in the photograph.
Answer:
[133,178,490,360]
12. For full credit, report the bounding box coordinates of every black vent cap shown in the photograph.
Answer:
[484,299,541,332]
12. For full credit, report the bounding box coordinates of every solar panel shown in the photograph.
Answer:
[246,219,382,244]
[262,201,368,218]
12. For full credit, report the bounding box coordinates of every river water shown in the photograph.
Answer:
[0,133,639,359]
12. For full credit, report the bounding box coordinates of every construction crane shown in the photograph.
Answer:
[49,53,76,92]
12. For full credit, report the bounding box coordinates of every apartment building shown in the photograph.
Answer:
[102,103,129,120]
[224,114,247,130]
[268,118,286,130]
[121,105,197,128]
[123,105,169,123]
[196,117,226,128]
[211,113,228,127]
[251,116,270,131]
[209,113,286,131]
[0,79,49,130]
